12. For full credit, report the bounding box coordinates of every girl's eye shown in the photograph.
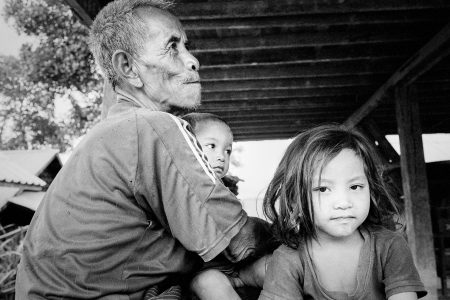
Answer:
[350,185,363,190]
[205,144,215,149]
[313,187,328,193]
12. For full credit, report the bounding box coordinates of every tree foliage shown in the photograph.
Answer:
[0,0,102,151]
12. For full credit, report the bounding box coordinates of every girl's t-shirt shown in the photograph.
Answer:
[259,226,427,300]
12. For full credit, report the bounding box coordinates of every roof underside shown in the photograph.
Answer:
[66,0,450,141]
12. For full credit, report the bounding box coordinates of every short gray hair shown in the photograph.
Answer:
[89,0,175,88]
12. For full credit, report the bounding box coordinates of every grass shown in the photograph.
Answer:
[0,225,28,299]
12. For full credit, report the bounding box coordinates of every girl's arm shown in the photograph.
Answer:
[388,292,418,300]
[382,232,427,298]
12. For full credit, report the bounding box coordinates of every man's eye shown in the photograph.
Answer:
[168,43,178,52]
[226,149,232,155]
[185,41,191,50]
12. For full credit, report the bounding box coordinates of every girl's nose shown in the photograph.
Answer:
[334,192,353,209]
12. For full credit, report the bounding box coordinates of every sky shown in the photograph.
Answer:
[0,1,36,56]
[1,1,449,218]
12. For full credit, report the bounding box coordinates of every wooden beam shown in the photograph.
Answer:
[182,10,450,30]
[175,0,450,19]
[189,24,431,51]
[395,85,438,298]
[199,57,404,80]
[233,132,295,141]
[201,73,388,92]
[63,0,93,27]
[343,21,450,128]
[201,95,365,111]
[193,40,423,65]
[361,118,400,165]
[202,85,377,101]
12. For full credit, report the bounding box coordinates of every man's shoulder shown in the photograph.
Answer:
[134,109,176,124]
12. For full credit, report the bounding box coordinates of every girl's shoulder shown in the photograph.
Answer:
[273,244,304,265]
[366,225,409,252]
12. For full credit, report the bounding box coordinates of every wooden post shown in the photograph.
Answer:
[395,85,438,299]
[101,80,116,120]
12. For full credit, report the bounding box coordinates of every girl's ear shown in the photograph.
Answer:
[112,50,143,88]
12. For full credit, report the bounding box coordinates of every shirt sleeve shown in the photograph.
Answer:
[382,233,427,299]
[259,245,304,300]
[135,111,248,262]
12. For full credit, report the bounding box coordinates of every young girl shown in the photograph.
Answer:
[182,112,270,300]
[259,124,427,300]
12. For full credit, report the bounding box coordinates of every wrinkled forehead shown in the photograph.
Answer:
[135,6,186,41]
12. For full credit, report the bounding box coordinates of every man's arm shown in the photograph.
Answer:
[136,112,249,262]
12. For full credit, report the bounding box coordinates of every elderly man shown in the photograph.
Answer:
[15,0,272,299]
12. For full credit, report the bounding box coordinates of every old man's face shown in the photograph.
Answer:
[135,8,201,109]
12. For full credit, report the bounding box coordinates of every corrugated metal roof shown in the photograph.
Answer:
[0,187,19,208]
[8,191,46,211]
[0,154,47,187]
[1,149,61,175]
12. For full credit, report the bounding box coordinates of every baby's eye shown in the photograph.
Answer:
[350,184,364,190]
[313,186,328,193]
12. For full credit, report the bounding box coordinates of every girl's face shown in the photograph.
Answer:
[311,149,370,241]
[195,121,233,178]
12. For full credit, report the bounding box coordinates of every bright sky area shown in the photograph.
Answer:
[1,1,449,217]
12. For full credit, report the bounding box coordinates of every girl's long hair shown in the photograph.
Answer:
[263,124,400,249]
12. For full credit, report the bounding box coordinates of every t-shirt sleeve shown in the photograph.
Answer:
[259,245,304,300]
[382,233,427,299]
[135,112,247,262]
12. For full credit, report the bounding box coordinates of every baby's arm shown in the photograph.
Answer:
[388,292,418,300]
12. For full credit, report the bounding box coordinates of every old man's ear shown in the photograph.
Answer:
[111,50,143,88]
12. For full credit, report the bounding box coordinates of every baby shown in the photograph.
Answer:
[182,113,270,300]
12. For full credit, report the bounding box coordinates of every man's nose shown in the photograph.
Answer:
[184,51,200,72]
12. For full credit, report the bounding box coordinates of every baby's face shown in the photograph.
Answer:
[195,121,233,178]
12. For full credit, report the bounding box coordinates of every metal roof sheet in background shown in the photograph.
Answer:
[0,154,46,187]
